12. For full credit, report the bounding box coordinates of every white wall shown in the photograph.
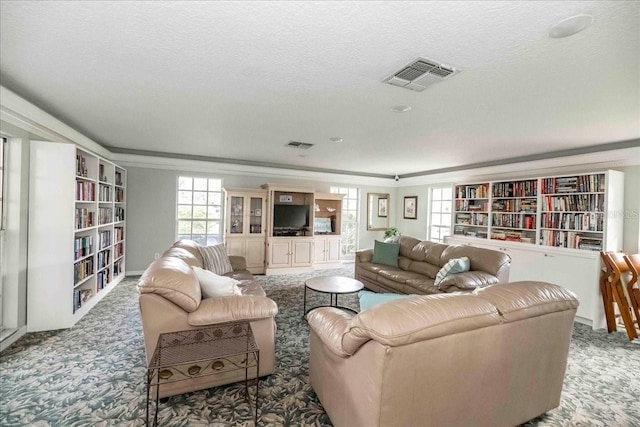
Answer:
[123,162,396,272]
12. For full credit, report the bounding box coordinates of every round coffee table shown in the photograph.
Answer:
[303,276,364,318]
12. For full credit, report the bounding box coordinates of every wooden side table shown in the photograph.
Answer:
[146,322,260,426]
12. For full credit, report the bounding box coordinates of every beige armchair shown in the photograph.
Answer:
[308,281,578,427]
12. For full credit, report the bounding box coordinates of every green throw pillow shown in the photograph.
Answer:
[371,240,400,267]
[434,257,471,287]
[358,290,414,311]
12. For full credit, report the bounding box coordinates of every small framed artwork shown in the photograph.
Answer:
[378,197,387,217]
[404,196,417,219]
[254,208,262,217]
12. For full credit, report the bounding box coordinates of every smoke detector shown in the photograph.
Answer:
[383,57,460,92]
[286,141,314,149]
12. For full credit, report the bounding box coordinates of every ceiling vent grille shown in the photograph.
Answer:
[286,141,314,149]
[383,57,460,92]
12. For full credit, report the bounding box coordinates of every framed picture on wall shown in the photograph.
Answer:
[404,196,417,219]
[378,197,387,217]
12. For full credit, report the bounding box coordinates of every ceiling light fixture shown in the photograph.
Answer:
[329,137,344,143]
[391,105,412,113]
[548,14,594,38]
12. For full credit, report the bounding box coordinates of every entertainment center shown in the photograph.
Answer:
[224,185,344,275]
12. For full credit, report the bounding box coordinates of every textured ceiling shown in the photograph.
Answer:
[1,1,639,177]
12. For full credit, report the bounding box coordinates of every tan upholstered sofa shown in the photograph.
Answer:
[137,239,278,398]
[356,236,511,294]
[308,280,579,427]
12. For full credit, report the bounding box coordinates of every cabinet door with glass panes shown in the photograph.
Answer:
[453,183,489,239]
[225,189,267,237]
[490,179,538,244]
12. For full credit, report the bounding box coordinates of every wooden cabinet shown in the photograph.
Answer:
[314,236,342,264]
[445,236,605,329]
[224,188,266,274]
[28,141,126,331]
[267,238,313,270]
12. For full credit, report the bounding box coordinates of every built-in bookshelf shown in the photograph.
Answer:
[453,183,490,239]
[28,141,127,332]
[490,178,537,244]
[452,170,623,252]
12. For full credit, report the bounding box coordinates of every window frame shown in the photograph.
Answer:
[176,176,224,246]
[427,186,453,243]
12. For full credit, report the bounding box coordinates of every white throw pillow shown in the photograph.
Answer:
[434,257,471,287]
[192,266,242,298]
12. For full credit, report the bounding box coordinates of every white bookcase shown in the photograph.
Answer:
[447,169,624,330]
[28,141,126,331]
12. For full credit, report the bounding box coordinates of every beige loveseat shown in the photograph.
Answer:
[356,236,511,294]
[137,239,278,398]
[309,281,579,427]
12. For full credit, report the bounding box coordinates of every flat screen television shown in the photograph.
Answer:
[273,204,309,229]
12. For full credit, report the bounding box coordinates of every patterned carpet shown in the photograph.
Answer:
[1,267,639,426]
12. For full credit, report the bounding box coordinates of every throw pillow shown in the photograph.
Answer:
[192,266,242,298]
[358,290,413,311]
[434,257,471,287]
[198,243,234,275]
[371,240,400,267]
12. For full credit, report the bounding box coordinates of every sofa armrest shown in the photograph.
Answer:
[188,295,278,326]
[356,249,373,264]
[307,308,356,357]
[438,271,500,292]
[229,255,247,271]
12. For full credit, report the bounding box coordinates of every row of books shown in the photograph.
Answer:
[455,200,488,212]
[74,235,93,260]
[97,249,111,270]
[543,194,604,212]
[490,230,535,243]
[98,207,113,225]
[74,257,94,285]
[455,184,489,199]
[114,227,124,243]
[76,154,89,178]
[75,208,95,230]
[113,259,124,276]
[492,180,537,198]
[115,207,125,222]
[541,174,605,194]
[98,184,111,202]
[98,230,111,249]
[539,230,603,251]
[76,181,95,202]
[455,212,488,226]
[492,213,535,229]
[492,199,537,213]
[540,212,603,232]
[97,269,111,291]
[115,188,125,203]
[113,243,124,259]
[73,288,93,313]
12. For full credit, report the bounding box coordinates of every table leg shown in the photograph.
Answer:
[303,285,307,319]
[255,352,260,425]
[146,370,151,426]
[154,369,160,426]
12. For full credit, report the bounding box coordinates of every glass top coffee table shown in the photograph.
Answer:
[303,276,364,318]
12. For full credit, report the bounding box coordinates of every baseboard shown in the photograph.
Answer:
[0,326,28,352]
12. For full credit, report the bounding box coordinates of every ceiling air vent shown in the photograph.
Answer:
[286,141,314,149]
[383,57,460,92]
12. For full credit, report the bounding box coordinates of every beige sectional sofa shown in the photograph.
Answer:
[137,239,278,398]
[308,280,579,427]
[356,236,511,294]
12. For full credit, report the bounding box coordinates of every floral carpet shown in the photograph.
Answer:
[1,267,639,426]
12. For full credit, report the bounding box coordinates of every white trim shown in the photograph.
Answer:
[0,325,27,352]
[112,152,396,187]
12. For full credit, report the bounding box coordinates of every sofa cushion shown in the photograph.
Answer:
[439,271,500,292]
[405,278,441,294]
[378,268,426,284]
[434,257,471,286]
[193,266,242,298]
[162,247,201,268]
[372,240,400,267]
[188,295,279,326]
[199,243,234,275]
[359,290,414,311]
[137,256,201,312]
[172,239,205,268]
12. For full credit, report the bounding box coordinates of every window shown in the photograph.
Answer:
[428,186,452,243]
[330,186,359,259]
[177,176,223,246]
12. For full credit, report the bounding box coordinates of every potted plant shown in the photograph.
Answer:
[384,227,400,239]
